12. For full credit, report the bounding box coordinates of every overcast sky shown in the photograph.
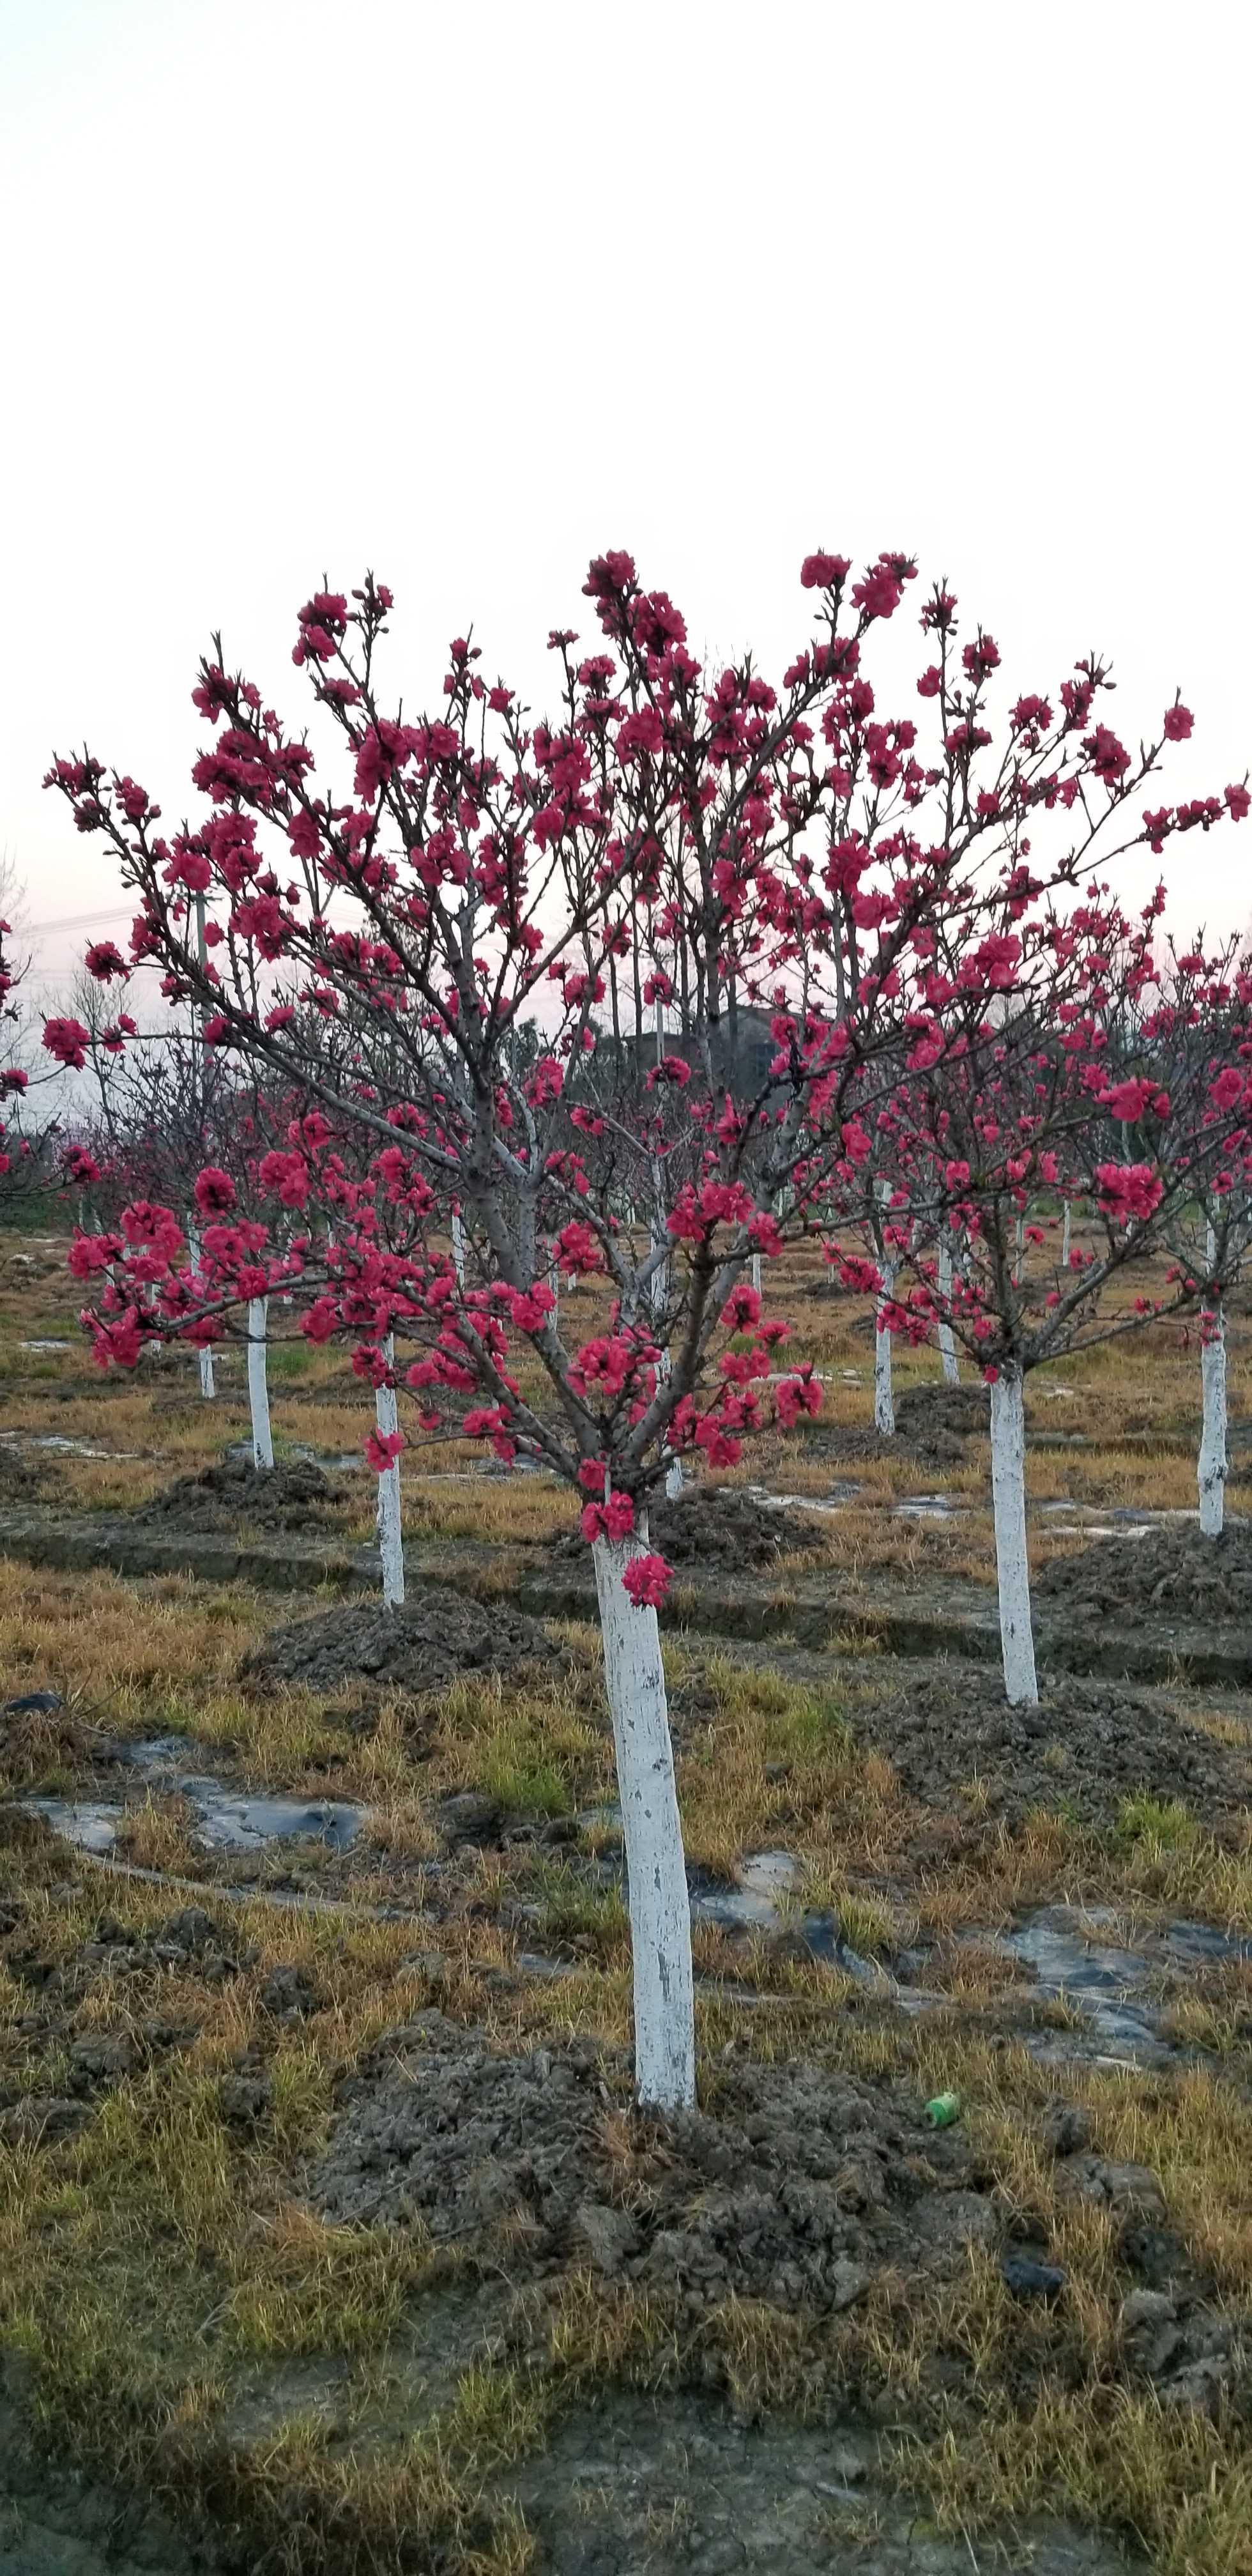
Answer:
[2,0,1248,1006]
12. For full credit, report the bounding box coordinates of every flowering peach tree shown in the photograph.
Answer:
[45,549,1245,2104]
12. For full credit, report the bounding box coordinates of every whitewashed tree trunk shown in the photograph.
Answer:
[186,1225,215,1399]
[1061,1200,1072,1269]
[874,1179,895,1435]
[247,1298,273,1472]
[374,1335,404,1608]
[657,1349,683,1502]
[874,1261,896,1435]
[1198,1227,1226,1539]
[651,1156,682,1498]
[990,1365,1038,1705]
[592,1528,695,2111]
[451,1211,466,1290]
[936,1237,959,1385]
[751,1251,762,1299]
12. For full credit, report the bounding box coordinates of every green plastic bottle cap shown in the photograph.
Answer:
[925,2091,961,2128]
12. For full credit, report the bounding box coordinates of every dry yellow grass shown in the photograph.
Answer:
[2,1224,1252,2570]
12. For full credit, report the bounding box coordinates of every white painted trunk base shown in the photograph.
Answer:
[751,1252,762,1299]
[653,1347,683,1499]
[936,1239,959,1385]
[990,1367,1038,1705]
[451,1212,466,1290]
[247,1298,273,1473]
[874,1263,896,1435]
[1061,1202,1072,1269]
[187,1225,215,1399]
[374,1335,404,1608]
[592,1529,696,2111]
[1199,1314,1227,1539]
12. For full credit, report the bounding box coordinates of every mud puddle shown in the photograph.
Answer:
[991,1905,1250,2064]
[0,1434,146,1462]
[23,1742,365,1862]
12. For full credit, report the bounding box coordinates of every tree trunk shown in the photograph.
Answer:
[751,1251,762,1300]
[187,1225,215,1399]
[451,1211,466,1291]
[247,1298,273,1472]
[1199,1229,1226,1539]
[650,1155,682,1497]
[990,1366,1038,1705]
[874,1261,896,1435]
[592,1529,695,2110]
[375,1335,405,1608]
[936,1237,959,1385]
[1061,1200,1072,1269]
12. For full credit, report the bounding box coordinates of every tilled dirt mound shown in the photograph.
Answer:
[853,1667,1250,1834]
[549,1487,814,1576]
[790,1393,981,1473]
[1037,1522,1252,1624]
[312,2018,993,2313]
[240,1589,565,1696]
[133,1457,350,1535]
[310,2020,1246,2413]
[893,1383,989,1448]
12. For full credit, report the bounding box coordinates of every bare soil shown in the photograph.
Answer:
[849,1666,1251,1835]
[132,1457,351,1537]
[549,1487,811,1577]
[312,2016,1008,2306]
[312,2018,1246,2417]
[240,1590,565,1697]
[1036,1522,1252,1624]
[789,1384,985,1473]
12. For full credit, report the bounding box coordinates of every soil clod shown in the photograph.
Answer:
[240,1588,565,1697]
[133,1455,351,1536]
[1037,1520,1252,1623]
[850,1666,1249,1833]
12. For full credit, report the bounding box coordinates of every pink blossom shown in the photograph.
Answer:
[365,1429,405,1473]
[581,1491,636,1545]
[774,1372,823,1426]
[42,1016,91,1069]
[621,1551,673,1609]
[1162,703,1194,742]
[800,551,851,590]
[257,1149,310,1208]
[616,705,664,760]
[508,1283,557,1333]
[646,1054,691,1090]
[1094,1162,1164,1223]
[1100,1078,1161,1123]
[121,1200,185,1259]
[193,1166,236,1216]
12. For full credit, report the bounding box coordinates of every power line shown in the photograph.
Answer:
[24,903,137,937]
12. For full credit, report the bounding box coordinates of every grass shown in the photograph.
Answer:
[2,1227,1252,2569]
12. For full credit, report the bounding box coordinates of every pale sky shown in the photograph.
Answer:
[2,0,1249,1008]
